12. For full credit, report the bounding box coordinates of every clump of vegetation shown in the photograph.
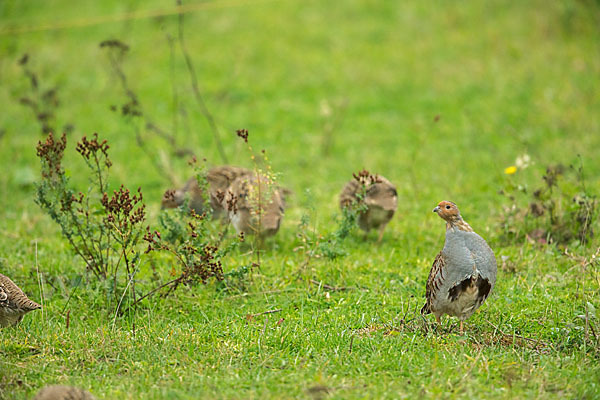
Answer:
[294,170,379,270]
[293,187,361,278]
[314,170,374,259]
[36,132,231,313]
[35,132,149,314]
[235,128,282,222]
[498,156,597,246]
[139,211,227,301]
[16,54,73,136]
[216,263,257,294]
[143,155,242,298]
[35,132,138,282]
[316,206,361,260]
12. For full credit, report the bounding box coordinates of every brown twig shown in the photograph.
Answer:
[228,288,297,299]
[249,308,282,318]
[310,279,351,292]
[486,320,552,349]
[177,0,228,164]
[261,315,269,337]
[122,277,181,313]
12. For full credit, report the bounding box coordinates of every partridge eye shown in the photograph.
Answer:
[445,205,451,209]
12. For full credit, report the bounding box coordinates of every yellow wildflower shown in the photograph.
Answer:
[504,166,517,175]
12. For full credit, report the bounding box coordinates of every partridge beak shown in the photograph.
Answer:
[433,206,440,213]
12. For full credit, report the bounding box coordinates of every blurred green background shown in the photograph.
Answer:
[1,0,599,398]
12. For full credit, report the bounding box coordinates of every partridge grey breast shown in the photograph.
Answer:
[222,172,286,238]
[421,201,497,329]
[33,385,96,400]
[339,172,397,241]
[161,165,251,218]
[0,273,41,327]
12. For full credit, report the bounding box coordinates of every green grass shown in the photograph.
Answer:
[1,0,600,398]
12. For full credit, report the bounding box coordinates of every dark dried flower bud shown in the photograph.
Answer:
[236,129,249,143]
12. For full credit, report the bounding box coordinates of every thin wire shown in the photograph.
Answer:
[0,0,276,36]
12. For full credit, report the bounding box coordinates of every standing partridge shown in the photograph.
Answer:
[0,273,42,327]
[421,201,497,332]
[161,165,250,218]
[222,172,286,239]
[33,385,96,400]
[339,170,397,242]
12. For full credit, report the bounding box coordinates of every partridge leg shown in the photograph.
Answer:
[459,320,464,334]
[377,225,386,243]
[435,314,441,325]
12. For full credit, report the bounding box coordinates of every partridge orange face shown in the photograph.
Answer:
[433,201,461,221]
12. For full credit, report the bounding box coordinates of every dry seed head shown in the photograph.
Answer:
[76,133,112,167]
[36,133,67,178]
[236,129,249,143]
[352,169,382,187]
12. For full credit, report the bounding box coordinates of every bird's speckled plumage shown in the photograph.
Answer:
[421,201,497,331]
[222,173,286,238]
[0,273,41,327]
[161,165,250,218]
[339,171,397,242]
[33,385,96,400]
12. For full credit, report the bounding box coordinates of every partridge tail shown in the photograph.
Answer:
[420,303,431,315]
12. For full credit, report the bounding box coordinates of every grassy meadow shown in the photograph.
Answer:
[1,0,600,398]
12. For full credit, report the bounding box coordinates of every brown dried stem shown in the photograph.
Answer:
[177,0,228,164]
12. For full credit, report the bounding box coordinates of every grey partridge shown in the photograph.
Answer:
[222,172,286,239]
[421,201,497,332]
[161,165,250,218]
[339,170,397,242]
[33,385,96,400]
[0,273,41,327]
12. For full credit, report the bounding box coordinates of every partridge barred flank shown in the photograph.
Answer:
[0,273,42,327]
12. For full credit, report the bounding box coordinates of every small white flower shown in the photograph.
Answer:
[515,154,532,169]
[320,99,332,117]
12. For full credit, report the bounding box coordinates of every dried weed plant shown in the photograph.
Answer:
[35,132,147,314]
[16,54,74,136]
[498,156,597,247]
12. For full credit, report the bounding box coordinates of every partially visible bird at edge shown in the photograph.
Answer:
[33,385,97,400]
[0,272,42,327]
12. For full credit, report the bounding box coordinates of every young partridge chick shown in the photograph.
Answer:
[0,273,42,327]
[33,385,96,400]
[161,165,250,218]
[222,172,286,239]
[421,201,497,332]
[339,170,398,242]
